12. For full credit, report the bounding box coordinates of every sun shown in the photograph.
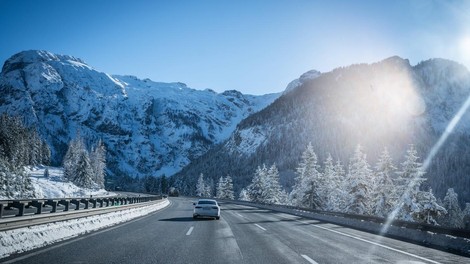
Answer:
[458,35,470,59]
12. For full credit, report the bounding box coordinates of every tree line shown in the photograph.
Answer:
[0,113,109,198]
[0,114,51,198]
[196,142,470,228]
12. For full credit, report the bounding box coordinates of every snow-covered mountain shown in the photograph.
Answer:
[0,50,279,182]
[174,56,470,202]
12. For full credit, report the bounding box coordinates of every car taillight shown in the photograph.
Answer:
[212,206,218,209]
[195,206,202,209]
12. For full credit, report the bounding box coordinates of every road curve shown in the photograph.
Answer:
[2,197,468,264]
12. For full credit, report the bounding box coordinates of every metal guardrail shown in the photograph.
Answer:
[0,195,162,219]
[215,199,470,239]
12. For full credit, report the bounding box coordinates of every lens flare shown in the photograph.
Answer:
[458,36,470,60]
[378,92,470,240]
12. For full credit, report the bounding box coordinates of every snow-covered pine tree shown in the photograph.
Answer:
[441,188,463,228]
[0,158,11,198]
[204,179,213,197]
[264,164,286,204]
[239,188,250,201]
[372,147,396,217]
[323,153,343,211]
[413,188,446,225]
[463,203,470,229]
[222,175,234,200]
[290,143,323,209]
[28,130,41,166]
[196,173,206,197]
[345,144,373,215]
[334,159,347,211]
[74,148,95,188]
[216,176,225,198]
[63,134,94,188]
[247,164,269,203]
[393,144,427,222]
[40,140,51,165]
[90,139,106,188]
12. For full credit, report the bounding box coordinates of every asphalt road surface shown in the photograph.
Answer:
[2,197,468,264]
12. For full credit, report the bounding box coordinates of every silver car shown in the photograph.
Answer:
[193,199,220,220]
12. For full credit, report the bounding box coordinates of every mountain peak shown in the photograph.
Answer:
[284,69,321,94]
[2,50,86,74]
[379,56,410,68]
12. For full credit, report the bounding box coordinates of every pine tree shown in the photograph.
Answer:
[290,143,323,209]
[196,173,206,197]
[264,164,285,204]
[63,134,94,188]
[216,176,225,198]
[239,188,250,201]
[74,149,94,188]
[247,164,269,203]
[345,144,373,215]
[223,175,235,199]
[334,159,347,211]
[90,140,106,188]
[393,145,427,222]
[0,158,11,198]
[372,147,396,217]
[204,180,213,197]
[323,154,344,211]
[441,188,463,228]
[463,203,470,229]
[414,188,447,225]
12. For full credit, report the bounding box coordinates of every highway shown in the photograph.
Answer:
[2,197,468,264]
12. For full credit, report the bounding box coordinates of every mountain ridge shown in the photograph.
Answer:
[0,50,280,185]
[173,56,470,203]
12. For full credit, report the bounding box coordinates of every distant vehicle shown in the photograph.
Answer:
[193,199,220,220]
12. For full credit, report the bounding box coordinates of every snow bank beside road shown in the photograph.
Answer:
[0,199,169,259]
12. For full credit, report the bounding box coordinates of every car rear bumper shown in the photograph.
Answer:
[193,210,220,217]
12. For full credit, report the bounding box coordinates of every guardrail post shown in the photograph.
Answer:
[89,199,97,208]
[71,199,81,210]
[12,201,27,216]
[97,198,104,207]
[59,199,70,211]
[0,202,7,218]
[31,200,44,214]
[46,200,58,213]
[81,199,89,209]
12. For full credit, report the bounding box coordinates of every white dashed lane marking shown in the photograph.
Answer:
[186,226,194,236]
[254,224,266,231]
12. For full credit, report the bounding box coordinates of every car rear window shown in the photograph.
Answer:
[198,201,216,205]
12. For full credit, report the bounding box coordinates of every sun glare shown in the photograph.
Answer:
[458,35,470,62]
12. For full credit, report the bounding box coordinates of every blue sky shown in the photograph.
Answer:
[1,0,470,95]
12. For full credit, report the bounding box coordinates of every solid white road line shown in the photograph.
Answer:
[277,214,442,264]
[186,226,194,236]
[301,254,319,264]
[254,224,267,231]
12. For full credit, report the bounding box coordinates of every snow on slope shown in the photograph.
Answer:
[0,50,280,179]
[24,166,113,199]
